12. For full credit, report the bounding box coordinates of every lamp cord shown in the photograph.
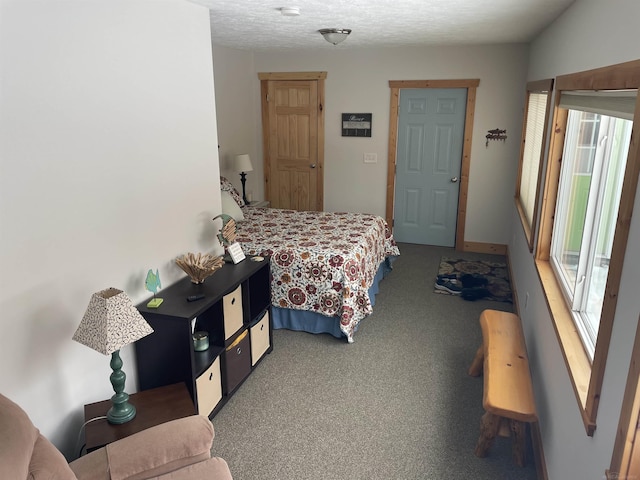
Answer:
[75,415,108,459]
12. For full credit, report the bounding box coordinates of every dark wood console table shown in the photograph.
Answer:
[83,382,195,453]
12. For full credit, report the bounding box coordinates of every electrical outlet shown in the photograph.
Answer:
[363,153,377,164]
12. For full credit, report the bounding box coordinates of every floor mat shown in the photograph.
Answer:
[434,257,513,303]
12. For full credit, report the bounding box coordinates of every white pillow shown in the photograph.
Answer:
[221,190,245,221]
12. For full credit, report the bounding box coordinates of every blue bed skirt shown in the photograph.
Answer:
[271,256,396,340]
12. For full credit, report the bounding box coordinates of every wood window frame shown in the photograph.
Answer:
[386,79,479,250]
[607,314,640,479]
[514,79,554,252]
[536,59,640,436]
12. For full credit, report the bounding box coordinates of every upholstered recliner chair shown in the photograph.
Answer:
[0,393,233,479]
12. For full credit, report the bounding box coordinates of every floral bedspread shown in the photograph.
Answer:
[235,208,400,342]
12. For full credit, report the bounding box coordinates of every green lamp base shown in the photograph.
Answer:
[107,395,137,424]
[107,350,137,424]
[147,297,163,308]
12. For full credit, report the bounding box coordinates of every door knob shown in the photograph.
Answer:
[310,164,316,169]
[451,177,459,183]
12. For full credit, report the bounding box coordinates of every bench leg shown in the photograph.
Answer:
[468,345,484,377]
[510,420,526,467]
[474,412,501,458]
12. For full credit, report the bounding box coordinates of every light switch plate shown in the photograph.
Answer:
[363,153,377,163]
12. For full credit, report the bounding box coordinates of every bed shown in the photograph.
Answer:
[235,207,399,342]
[219,177,399,342]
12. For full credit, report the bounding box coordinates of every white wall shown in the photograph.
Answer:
[213,44,529,245]
[212,46,261,201]
[0,0,221,459]
[510,0,640,478]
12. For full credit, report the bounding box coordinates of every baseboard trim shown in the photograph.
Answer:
[506,245,519,309]
[461,241,507,255]
[530,421,549,480]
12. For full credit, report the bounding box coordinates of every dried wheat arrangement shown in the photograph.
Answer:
[175,252,224,284]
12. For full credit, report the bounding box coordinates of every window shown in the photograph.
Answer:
[515,80,553,251]
[536,60,640,436]
[551,110,632,358]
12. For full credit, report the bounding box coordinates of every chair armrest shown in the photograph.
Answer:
[70,415,214,480]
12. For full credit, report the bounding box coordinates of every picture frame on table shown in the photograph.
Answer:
[227,242,246,264]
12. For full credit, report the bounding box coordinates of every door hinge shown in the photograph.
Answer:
[266,93,270,102]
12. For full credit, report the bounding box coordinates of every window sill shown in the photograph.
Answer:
[514,197,534,252]
[535,259,597,436]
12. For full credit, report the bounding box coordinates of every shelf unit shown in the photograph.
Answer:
[135,258,272,418]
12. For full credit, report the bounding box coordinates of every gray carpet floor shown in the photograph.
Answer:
[210,243,538,480]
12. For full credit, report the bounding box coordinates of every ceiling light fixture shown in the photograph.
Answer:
[280,7,300,16]
[319,28,351,45]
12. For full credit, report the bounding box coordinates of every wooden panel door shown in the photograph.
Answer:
[393,88,467,246]
[260,72,325,211]
[386,79,479,250]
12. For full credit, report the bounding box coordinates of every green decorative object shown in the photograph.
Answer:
[213,213,240,263]
[145,269,163,308]
[146,297,163,308]
[192,331,209,352]
[212,213,236,247]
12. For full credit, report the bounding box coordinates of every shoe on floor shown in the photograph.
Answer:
[460,274,489,288]
[435,278,462,294]
[461,287,491,301]
[437,273,457,280]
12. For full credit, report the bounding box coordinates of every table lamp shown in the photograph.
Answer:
[233,153,254,205]
[72,288,153,424]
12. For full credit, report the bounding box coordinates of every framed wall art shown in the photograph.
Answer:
[342,113,372,137]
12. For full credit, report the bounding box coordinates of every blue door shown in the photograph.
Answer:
[393,88,467,246]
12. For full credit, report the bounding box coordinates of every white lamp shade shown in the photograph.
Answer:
[234,154,253,173]
[73,288,153,355]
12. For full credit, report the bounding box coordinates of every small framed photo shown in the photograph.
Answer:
[342,113,372,137]
[227,242,246,264]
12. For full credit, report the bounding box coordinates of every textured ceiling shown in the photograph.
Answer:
[190,0,576,51]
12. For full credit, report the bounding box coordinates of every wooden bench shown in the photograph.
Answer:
[468,309,538,467]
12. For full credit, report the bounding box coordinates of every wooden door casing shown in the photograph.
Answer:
[259,72,326,211]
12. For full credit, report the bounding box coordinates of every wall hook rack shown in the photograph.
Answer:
[486,128,507,147]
